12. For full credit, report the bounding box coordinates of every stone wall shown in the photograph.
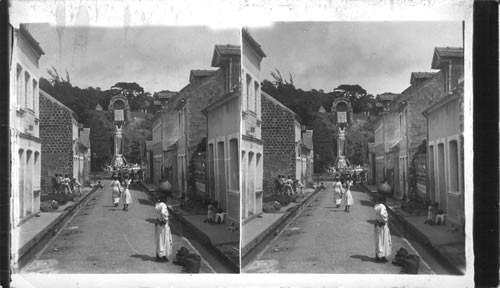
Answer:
[39,92,74,192]
[404,72,443,200]
[261,93,296,195]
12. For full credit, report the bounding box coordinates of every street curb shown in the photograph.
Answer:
[137,182,240,273]
[16,185,101,271]
[241,187,321,268]
[360,184,464,275]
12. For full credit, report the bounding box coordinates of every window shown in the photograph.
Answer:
[246,74,254,112]
[254,81,259,113]
[217,141,226,209]
[428,145,435,201]
[448,140,459,192]
[229,139,239,190]
[34,152,40,190]
[32,79,37,112]
[24,71,31,110]
[16,64,23,106]
[208,143,215,199]
[437,143,446,207]
[256,153,262,191]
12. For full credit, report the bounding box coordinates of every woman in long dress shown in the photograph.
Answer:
[343,176,354,212]
[122,176,133,211]
[332,177,343,208]
[155,196,173,262]
[374,194,392,263]
[111,177,122,207]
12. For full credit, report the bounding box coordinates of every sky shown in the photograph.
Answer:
[26,22,462,96]
[27,24,240,93]
[248,22,463,95]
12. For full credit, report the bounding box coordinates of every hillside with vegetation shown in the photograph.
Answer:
[40,68,156,170]
[261,70,379,172]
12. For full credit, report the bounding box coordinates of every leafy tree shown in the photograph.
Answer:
[261,73,376,172]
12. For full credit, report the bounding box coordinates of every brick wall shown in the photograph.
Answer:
[39,91,74,192]
[261,93,296,195]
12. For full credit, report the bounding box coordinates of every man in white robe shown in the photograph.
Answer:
[155,197,173,262]
[374,194,392,263]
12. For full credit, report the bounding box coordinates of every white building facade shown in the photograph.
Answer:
[241,29,266,221]
[10,25,44,227]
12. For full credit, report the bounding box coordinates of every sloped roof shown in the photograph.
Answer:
[211,44,241,67]
[40,89,80,122]
[411,72,436,81]
[189,70,217,83]
[431,47,464,69]
[242,28,267,59]
[155,90,177,99]
[19,24,45,56]
[377,93,400,102]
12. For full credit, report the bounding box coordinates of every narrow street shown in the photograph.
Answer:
[244,183,434,274]
[21,180,214,273]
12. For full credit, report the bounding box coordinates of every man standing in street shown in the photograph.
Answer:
[374,194,392,263]
[155,195,173,262]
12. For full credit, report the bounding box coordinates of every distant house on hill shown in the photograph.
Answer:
[375,92,400,113]
[95,103,103,111]
[153,90,177,110]
[318,105,327,113]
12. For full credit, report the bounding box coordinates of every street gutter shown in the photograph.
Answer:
[241,187,321,268]
[16,185,101,271]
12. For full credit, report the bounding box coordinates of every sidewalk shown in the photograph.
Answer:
[241,186,320,267]
[139,182,240,272]
[13,183,103,270]
[362,184,466,274]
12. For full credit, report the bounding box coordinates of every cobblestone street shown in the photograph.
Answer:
[244,184,433,274]
[21,181,213,274]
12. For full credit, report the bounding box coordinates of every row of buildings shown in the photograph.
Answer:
[144,29,314,225]
[367,46,465,230]
[10,25,91,228]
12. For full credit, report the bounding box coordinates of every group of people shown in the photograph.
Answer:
[329,174,392,263]
[52,174,82,196]
[109,171,172,262]
[204,201,227,224]
[111,169,142,187]
[331,175,354,212]
[274,175,304,197]
[110,175,133,211]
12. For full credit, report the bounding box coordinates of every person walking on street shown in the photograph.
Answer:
[155,195,173,262]
[71,177,82,196]
[122,176,133,211]
[111,177,122,207]
[332,177,343,208]
[343,176,354,212]
[374,194,392,263]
